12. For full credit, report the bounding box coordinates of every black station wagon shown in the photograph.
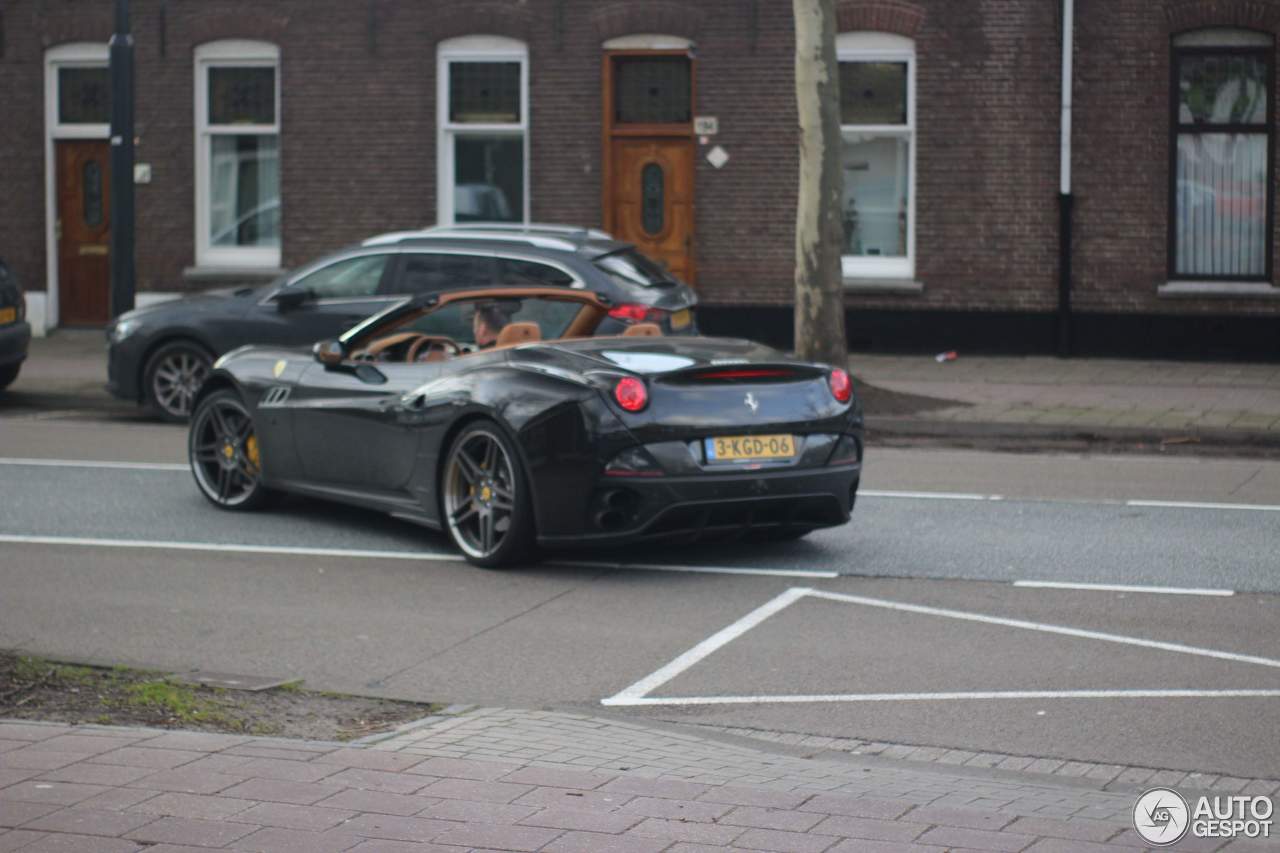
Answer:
[106,224,699,420]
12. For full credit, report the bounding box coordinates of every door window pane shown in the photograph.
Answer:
[59,67,111,124]
[209,67,276,125]
[298,255,389,298]
[449,62,521,123]
[641,163,665,235]
[1178,55,1268,124]
[1174,133,1268,277]
[453,136,523,222]
[840,62,908,125]
[615,57,691,124]
[209,135,280,248]
[841,135,910,258]
[398,253,498,294]
[83,160,104,227]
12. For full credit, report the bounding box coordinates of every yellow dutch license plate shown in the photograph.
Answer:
[0,307,15,325]
[706,434,796,462]
[671,309,692,330]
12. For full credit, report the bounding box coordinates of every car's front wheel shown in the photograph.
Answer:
[145,341,213,422]
[441,421,537,568]
[189,389,269,510]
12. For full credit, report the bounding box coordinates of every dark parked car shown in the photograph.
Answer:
[188,287,862,567]
[0,259,31,392]
[108,224,699,421]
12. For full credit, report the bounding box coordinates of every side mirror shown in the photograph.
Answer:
[270,287,309,311]
[313,339,346,368]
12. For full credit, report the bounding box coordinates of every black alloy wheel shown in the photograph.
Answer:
[442,422,536,567]
[189,389,269,510]
[145,341,213,422]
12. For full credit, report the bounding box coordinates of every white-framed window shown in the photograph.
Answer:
[437,35,529,226]
[838,32,916,281]
[194,40,281,268]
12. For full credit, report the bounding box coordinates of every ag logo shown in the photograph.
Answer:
[1134,788,1190,846]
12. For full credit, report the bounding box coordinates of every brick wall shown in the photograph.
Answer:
[1,0,1278,326]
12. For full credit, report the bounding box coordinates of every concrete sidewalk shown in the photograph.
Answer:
[5,707,1274,852]
[851,353,1280,448]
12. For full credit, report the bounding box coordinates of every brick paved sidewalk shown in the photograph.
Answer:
[851,354,1280,440]
[3,710,1276,851]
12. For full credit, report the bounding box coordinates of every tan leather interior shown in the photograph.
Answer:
[494,321,542,347]
[622,322,662,337]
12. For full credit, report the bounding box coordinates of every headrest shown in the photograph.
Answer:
[494,321,542,347]
[622,323,663,337]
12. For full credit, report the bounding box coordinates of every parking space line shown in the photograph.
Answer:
[610,689,1280,707]
[605,586,1280,708]
[861,490,995,501]
[0,457,187,471]
[1013,580,1234,596]
[604,587,812,705]
[808,589,1280,669]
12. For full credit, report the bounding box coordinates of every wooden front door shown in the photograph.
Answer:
[56,140,112,325]
[609,138,695,282]
[603,50,696,283]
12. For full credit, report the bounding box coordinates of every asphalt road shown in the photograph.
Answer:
[2,417,1279,780]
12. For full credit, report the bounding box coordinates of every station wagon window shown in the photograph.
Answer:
[397,253,498,294]
[498,258,576,287]
[195,40,281,268]
[838,32,916,282]
[296,255,389,299]
[594,249,674,287]
[1170,29,1274,281]
[437,36,529,226]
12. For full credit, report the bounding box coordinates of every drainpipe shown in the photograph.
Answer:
[1056,0,1074,356]
[109,0,136,320]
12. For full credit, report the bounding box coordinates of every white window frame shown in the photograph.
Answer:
[194,39,281,268]
[837,31,916,281]
[43,43,111,331]
[436,35,530,226]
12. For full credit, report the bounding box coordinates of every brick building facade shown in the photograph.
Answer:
[2,0,1278,357]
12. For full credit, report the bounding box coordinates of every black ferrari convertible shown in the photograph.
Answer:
[187,287,863,566]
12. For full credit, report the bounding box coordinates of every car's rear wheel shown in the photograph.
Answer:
[145,341,213,422]
[442,421,536,567]
[189,389,269,510]
[0,363,20,391]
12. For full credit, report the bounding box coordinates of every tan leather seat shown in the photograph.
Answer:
[494,321,542,347]
[622,322,662,337]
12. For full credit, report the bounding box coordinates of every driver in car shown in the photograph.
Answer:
[472,303,513,349]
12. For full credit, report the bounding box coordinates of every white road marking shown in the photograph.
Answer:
[0,457,188,471]
[807,589,1280,669]
[608,689,1280,707]
[861,490,993,501]
[604,586,1280,708]
[556,560,836,579]
[0,534,831,579]
[605,587,813,705]
[1013,580,1234,596]
[1126,499,1280,513]
[0,534,463,562]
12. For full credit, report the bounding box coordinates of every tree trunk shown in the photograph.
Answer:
[793,0,847,367]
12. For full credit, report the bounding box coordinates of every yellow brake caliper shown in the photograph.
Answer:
[245,434,261,474]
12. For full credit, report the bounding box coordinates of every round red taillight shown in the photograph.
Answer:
[613,377,649,412]
[829,368,852,403]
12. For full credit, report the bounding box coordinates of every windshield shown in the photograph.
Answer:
[405,296,585,348]
[593,249,677,288]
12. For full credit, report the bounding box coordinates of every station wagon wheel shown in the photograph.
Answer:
[442,422,536,567]
[188,389,268,511]
[145,341,213,422]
